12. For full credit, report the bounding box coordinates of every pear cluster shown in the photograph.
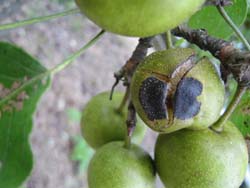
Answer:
[76,0,248,185]
[130,49,248,188]
[80,49,248,188]
[80,91,155,188]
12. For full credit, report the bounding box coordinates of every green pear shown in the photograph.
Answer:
[88,141,156,188]
[81,91,146,149]
[131,48,225,133]
[75,0,205,37]
[154,121,248,188]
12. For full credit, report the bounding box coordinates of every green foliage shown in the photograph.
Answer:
[0,42,50,188]
[66,108,82,123]
[231,90,250,137]
[67,108,94,173]
[189,0,248,39]
[70,136,94,173]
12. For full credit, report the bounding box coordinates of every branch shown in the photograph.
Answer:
[124,100,137,148]
[172,26,250,87]
[110,37,153,99]
[0,9,80,31]
[110,37,153,148]
[205,0,233,6]
[0,30,105,107]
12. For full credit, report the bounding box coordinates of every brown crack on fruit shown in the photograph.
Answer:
[165,55,196,125]
[138,54,197,126]
[0,80,30,118]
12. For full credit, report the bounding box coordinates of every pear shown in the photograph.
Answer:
[88,141,156,188]
[75,0,205,37]
[81,91,146,149]
[131,48,225,133]
[154,121,248,188]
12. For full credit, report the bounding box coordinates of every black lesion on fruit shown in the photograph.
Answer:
[173,77,203,120]
[139,77,167,121]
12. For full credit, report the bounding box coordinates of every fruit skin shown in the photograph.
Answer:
[75,0,205,37]
[81,91,146,149]
[131,48,225,133]
[154,121,248,188]
[88,141,156,188]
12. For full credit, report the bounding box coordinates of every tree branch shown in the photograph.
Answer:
[110,37,153,99]
[124,100,136,148]
[172,26,250,87]
[205,0,233,6]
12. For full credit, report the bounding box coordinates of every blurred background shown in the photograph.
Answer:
[0,0,160,188]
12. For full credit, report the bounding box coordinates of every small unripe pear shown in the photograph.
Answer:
[154,121,248,188]
[131,48,225,133]
[81,91,146,149]
[88,141,156,188]
[75,0,205,37]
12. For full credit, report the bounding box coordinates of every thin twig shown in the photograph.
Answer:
[110,37,153,99]
[124,100,136,149]
[205,0,233,6]
[212,87,247,132]
[0,30,105,107]
[0,9,80,31]
[217,6,250,50]
[111,37,152,148]
[166,31,173,49]
[172,26,250,87]
[116,87,130,114]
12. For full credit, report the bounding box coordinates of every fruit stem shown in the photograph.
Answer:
[124,133,131,149]
[116,87,129,114]
[0,30,105,107]
[211,86,247,132]
[211,5,250,132]
[0,9,80,31]
[217,5,250,51]
[166,31,173,49]
[124,101,136,149]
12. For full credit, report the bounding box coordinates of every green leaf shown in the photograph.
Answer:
[188,0,248,39]
[230,90,250,137]
[70,136,94,173]
[66,108,82,123]
[0,42,50,188]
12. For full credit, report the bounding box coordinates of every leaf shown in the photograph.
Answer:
[0,42,50,188]
[230,90,250,137]
[70,136,94,173]
[188,0,248,39]
[66,108,82,123]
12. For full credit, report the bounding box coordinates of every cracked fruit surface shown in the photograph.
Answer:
[88,141,156,188]
[75,0,205,37]
[131,48,225,133]
[154,121,248,188]
[81,91,146,149]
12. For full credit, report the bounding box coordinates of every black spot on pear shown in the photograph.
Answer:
[139,77,167,121]
[174,77,203,120]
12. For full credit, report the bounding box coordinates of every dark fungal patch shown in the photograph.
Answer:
[173,77,203,120]
[139,77,167,121]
